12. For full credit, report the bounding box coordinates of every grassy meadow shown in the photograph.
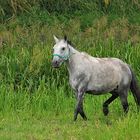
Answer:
[0,0,140,139]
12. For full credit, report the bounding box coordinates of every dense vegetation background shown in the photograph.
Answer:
[0,0,140,139]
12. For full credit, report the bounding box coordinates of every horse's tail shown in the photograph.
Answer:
[129,67,140,106]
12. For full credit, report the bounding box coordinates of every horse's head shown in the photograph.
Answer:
[52,35,70,68]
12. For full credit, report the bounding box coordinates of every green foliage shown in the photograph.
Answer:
[0,1,140,139]
[40,0,96,14]
[1,0,140,21]
[0,15,140,110]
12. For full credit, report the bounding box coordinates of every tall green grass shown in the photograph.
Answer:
[0,32,140,114]
[0,14,140,113]
[1,0,140,21]
[0,5,140,139]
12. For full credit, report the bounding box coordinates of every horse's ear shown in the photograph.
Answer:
[64,35,67,41]
[53,35,59,43]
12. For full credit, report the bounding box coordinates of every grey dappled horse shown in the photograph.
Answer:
[52,35,140,121]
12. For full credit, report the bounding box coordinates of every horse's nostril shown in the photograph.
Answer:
[54,61,58,65]
[52,60,58,67]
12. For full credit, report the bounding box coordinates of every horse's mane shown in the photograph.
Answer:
[63,35,75,48]
[67,40,75,48]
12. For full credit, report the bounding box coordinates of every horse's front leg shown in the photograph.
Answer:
[74,91,87,121]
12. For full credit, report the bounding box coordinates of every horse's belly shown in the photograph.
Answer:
[87,77,119,94]
[86,86,117,95]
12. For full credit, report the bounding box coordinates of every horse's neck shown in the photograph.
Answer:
[69,45,79,54]
[66,45,79,74]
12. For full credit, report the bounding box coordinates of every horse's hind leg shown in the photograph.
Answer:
[103,93,119,116]
[119,90,129,113]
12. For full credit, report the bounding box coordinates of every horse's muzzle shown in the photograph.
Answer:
[52,60,60,68]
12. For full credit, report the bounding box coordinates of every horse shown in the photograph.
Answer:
[52,35,140,121]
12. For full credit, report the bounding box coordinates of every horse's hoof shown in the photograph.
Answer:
[83,117,87,121]
[73,118,77,121]
[103,107,109,116]
[73,116,77,121]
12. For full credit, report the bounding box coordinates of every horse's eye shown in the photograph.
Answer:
[62,47,65,51]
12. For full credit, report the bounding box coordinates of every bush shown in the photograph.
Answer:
[1,0,140,21]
